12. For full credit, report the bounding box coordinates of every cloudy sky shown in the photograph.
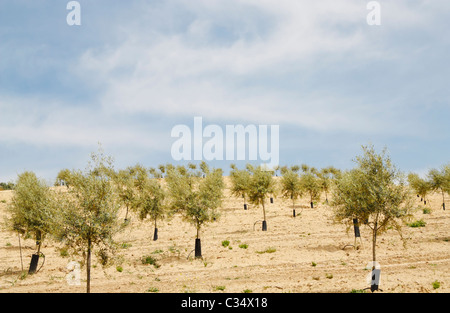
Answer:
[1,0,449,183]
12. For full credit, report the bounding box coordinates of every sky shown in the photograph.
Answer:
[0,0,449,184]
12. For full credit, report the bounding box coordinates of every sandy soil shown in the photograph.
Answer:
[0,178,449,293]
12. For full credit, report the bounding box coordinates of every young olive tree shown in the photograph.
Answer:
[428,165,450,210]
[134,169,168,241]
[6,171,56,274]
[300,166,321,208]
[331,145,413,268]
[318,166,341,204]
[229,164,251,210]
[54,149,121,293]
[247,165,276,231]
[166,162,224,258]
[280,166,303,217]
[113,167,139,222]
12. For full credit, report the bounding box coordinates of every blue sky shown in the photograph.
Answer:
[1,0,449,184]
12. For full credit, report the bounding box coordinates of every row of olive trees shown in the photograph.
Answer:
[5,144,448,292]
[229,163,341,225]
[408,165,450,210]
[5,149,225,293]
[230,145,448,289]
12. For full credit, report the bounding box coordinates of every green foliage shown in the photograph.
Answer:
[256,247,276,254]
[132,168,168,231]
[53,147,122,292]
[141,255,160,268]
[54,169,73,187]
[280,167,303,208]
[428,165,450,208]
[0,182,15,190]
[166,162,224,238]
[317,166,341,203]
[239,243,248,249]
[301,172,321,205]
[229,164,251,205]
[112,166,140,220]
[432,280,441,290]
[331,145,414,262]
[408,173,432,204]
[6,171,55,252]
[222,240,230,247]
[407,219,426,228]
[247,166,276,221]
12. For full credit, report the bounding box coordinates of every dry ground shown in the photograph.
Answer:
[0,178,449,293]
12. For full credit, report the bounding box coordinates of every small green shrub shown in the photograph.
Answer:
[311,262,317,267]
[256,247,276,254]
[214,285,226,291]
[222,240,230,247]
[116,266,123,272]
[147,287,159,293]
[121,242,132,249]
[350,289,367,293]
[407,219,426,228]
[432,280,441,290]
[141,255,160,268]
[239,243,248,249]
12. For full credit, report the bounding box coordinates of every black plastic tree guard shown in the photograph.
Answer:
[270,197,273,204]
[293,209,296,217]
[28,253,40,274]
[353,218,361,238]
[244,204,247,210]
[195,238,202,258]
[153,228,158,241]
[310,202,314,208]
[262,220,267,231]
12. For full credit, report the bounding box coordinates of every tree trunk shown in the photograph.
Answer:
[442,191,446,210]
[87,237,92,293]
[262,200,267,231]
[292,198,296,217]
[372,221,377,265]
[195,222,202,258]
[153,217,158,241]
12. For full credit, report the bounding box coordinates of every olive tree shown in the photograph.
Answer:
[428,165,450,210]
[300,166,321,208]
[229,164,251,210]
[134,169,168,241]
[165,162,224,258]
[6,171,56,274]
[280,166,303,217]
[247,165,276,231]
[331,145,413,267]
[113,167,139,222]
[407,173,432,205]
[54,149,122,293]
[318,166,341,204]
